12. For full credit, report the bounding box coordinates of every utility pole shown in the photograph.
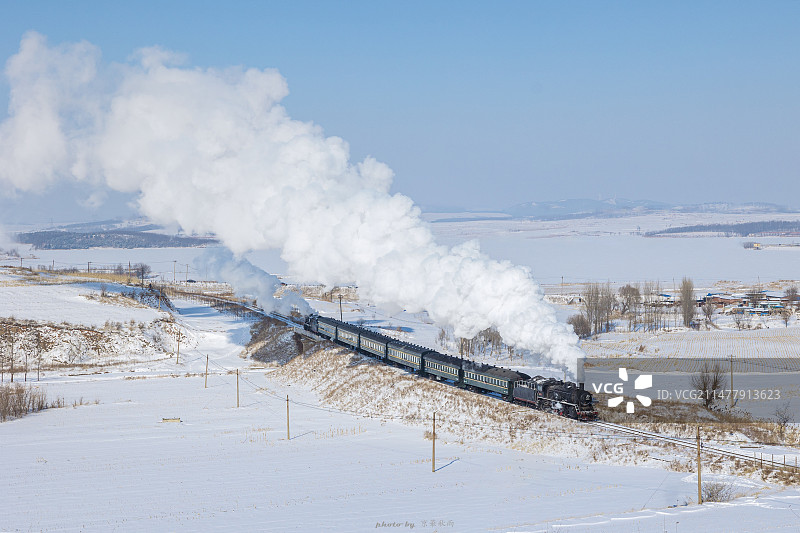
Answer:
[697,426,702,505]
[204,355,209,388]
[175,330,180,364]
[730,354,734,409]
[236,369,240,408]
[338,294,343,321]
[286,395,290,440]
[173,260,176,283]
[432,412,436,472]
[36,331,41,381]
[87,261,91,273]
[186,264,189,282]
[9,333,14,383]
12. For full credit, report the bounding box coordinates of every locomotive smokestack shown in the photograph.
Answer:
[579,382,584,391]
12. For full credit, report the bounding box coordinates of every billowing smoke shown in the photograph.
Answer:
[197,248,310,316]
[0,226,14,253]
[0,32,583,370]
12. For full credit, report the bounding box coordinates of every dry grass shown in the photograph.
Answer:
[0,383,64,422]
[37,270,134,285]
[257,333,800,486]
[595,395,800,448]
[244,319,306,365]
[702,481,736,502]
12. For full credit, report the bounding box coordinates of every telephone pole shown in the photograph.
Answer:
[339,295,343,321]
[729,354,734,409]
[697,426,702,505]
[432,412,436,472]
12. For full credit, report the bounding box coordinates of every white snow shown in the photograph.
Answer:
[2,212,800,531]
[0,282,166,327]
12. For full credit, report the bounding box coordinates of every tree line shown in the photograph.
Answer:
[568,280,799,338]
[646,220,800,237]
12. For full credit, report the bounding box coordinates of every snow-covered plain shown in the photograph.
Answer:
[0,277,166,327]
[2,290,800,532]
[6,210,800,285]
[3,212,800,531]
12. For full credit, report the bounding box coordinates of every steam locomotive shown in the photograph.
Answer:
[304,314,597,421]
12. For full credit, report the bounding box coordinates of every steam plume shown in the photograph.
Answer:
[0,33,582,369]
[197,248,310,316]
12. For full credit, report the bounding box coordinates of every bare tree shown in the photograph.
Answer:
[785,286,799,310]
[732,310,746,330]
[701,299,716,328]
[477,327,503,356]
[774,401,794,441]
[34,330,42,381]
[132,263,152,286]
[641,281,665,332]
[2,326,16,383]
[780,307,792,328]
[567,314,591,339]
[619,284,641,330]
[746,284,764,309]
[582,282,616,336]
[23,336,28,382]
[599,283,616,334]
[458,337,475,357]
[436,328,449,349]
[679,277,696,328]
[582,283,601,335]
[691,362,727,409]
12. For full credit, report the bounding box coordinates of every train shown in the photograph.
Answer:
[304,314,597,421]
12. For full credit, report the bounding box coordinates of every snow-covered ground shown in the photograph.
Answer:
[1,269,799,531]
[0,278,165,327]
[3,212,800,531]
[5,211,800,285]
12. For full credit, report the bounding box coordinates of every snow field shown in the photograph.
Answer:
[2,292,800,530]
[581,327,800,360]
[0,281,166,328]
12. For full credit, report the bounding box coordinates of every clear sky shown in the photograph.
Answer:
[1,1,799,222]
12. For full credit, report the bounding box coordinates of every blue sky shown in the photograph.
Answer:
[1,1,799,222]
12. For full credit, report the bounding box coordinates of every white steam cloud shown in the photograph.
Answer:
[0,32,583,369]
[197,248,310,317]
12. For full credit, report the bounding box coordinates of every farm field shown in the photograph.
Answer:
[582,327,800,360]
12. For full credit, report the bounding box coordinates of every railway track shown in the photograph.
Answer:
[591,420,799,473]
[171,286,799,474]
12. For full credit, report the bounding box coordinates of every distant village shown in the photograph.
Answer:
[555,282,798,338]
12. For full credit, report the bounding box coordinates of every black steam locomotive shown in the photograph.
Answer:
[513,376,597,421]
[304,314,597,421]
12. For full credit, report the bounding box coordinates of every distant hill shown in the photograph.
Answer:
[16,230,217,249]
[503,199,795,220]
[645,220,800,237]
